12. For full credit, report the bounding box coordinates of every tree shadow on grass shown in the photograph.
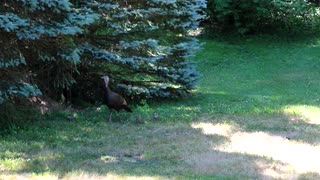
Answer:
[145,95,320,151]
[197,112,320,145]
[1,111,320,179]
[0,113,312,179]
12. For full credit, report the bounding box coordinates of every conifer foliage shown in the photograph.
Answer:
[0,0,98,104]
[0,0,205,104]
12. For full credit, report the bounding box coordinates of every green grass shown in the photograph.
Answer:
[153,35,320,116]
[1,35,320,179]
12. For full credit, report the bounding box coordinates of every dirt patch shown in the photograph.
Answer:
[186,150,295,179]
[184,115,320,179]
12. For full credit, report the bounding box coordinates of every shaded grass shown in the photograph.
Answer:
[1,35,320,179]
[0,111,219,179]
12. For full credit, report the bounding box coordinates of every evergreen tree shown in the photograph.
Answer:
[0,0,98,103]
[76,0,206,101]
[0,0,206,105]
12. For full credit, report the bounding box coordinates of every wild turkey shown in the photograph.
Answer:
[101,75,132,122]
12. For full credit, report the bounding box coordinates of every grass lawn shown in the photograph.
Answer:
[1,35,320,179]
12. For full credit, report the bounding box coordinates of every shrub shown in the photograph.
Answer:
[271,0,319,33]
[206,0,271,34]
[206,0,319,34]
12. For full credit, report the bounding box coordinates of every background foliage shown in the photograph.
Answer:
[206,0,320,34]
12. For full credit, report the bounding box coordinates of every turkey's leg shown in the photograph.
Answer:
[108,110,113,122]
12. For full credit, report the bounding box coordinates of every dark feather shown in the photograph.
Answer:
[102,76,132,113]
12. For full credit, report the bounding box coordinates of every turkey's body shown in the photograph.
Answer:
[104,88,132,113]
[102,76,132,122]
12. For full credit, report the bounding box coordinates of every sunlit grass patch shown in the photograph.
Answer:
[217,131,320,173]
[0,158,27,172]
[189,117,320,179]
[0,173,57,180]
[283,105,320,125]
[0,173,163,180]
[65,173,163,180]
[191,122,237,137]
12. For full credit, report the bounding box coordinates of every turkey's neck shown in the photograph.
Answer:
[103,79,112,94]
[105,87,112,94]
